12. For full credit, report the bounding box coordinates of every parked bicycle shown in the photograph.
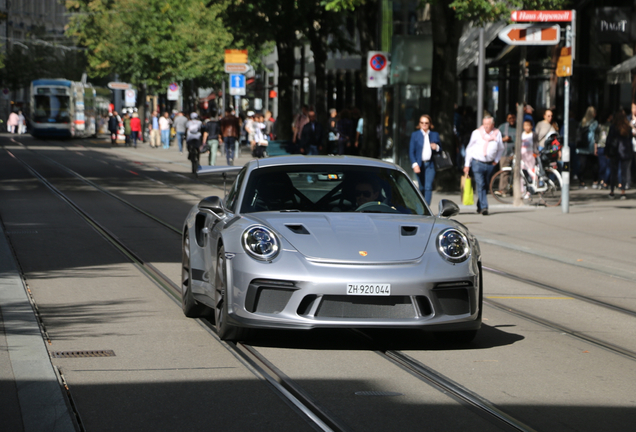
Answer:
[489,133,563,206]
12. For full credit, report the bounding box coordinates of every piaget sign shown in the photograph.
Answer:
[596,7,635,43]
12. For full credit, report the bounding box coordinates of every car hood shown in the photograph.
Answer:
[246,213,436,263]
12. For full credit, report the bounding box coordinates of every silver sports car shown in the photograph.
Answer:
[181,156,482,342]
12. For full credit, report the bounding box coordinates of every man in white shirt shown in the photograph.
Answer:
[463,116,504,215]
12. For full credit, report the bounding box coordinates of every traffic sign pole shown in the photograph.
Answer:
[562,11,576,214]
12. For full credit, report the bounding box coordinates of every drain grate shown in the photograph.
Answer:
[50,350,116,358]
[355,391,403,397]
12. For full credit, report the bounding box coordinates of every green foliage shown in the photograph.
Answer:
[448,0,569,25]
[66,0,233,88]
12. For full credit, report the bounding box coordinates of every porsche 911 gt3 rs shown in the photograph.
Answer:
[181,156,482,342]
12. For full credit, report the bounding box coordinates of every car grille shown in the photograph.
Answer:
[314,295,416,319]
[432,282,473,316]
[246,279,295,314]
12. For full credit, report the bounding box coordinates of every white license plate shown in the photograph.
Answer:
[346,284,391,296]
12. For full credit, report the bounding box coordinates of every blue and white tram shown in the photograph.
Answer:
[30,79,98,138]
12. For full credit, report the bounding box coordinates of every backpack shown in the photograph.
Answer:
[188,120,201,135]
[575,124,589,149]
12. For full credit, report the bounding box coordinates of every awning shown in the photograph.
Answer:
[607,56,636,84]
[457,21,508,74]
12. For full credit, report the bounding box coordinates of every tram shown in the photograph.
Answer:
[30,79,100,138]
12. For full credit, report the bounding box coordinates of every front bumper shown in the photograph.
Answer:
[223,249,481,331]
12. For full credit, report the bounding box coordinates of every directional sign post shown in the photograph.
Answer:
[498,24,560,45]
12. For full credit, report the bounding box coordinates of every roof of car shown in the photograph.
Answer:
[252,155,398,170]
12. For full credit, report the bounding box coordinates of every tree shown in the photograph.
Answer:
[66,0,233,122]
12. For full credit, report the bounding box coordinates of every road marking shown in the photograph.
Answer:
[486,296,573,300]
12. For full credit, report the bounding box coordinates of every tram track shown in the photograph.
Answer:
[4,144,636,431]
[3,144,542,432]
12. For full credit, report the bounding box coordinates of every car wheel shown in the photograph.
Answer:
[182,233,209,317]
[214,246,248,341]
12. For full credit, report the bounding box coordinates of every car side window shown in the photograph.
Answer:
[225,168,246,213]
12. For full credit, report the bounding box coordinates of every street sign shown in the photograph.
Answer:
[224,63,250,74]
[367,51,389,88]
[124,89,136,107]
[167,82,179,101]
[498,24,560,45]
[511,10,573,22]
[225,49,248,64]
[107,82,131,90]
[229,74,246,96]
[556,47,572,77]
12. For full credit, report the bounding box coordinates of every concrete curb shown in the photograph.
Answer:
[0,222,77,432]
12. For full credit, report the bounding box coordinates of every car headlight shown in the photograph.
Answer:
[242,226,280,261]
[436,229,470,263]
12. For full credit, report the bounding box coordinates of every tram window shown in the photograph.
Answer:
[34,95,71,123]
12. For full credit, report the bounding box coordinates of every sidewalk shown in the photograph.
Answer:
[0,221,77,432]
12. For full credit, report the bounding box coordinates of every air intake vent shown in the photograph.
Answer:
[286,224,310,235]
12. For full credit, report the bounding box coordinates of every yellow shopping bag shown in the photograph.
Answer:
[461,175,474,206]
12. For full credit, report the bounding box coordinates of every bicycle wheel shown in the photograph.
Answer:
[539,168,562,206]
[489,169,514,204]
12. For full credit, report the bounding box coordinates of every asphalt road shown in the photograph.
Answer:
[1,133,635,432]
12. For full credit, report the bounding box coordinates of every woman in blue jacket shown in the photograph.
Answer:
[409,114,441,204]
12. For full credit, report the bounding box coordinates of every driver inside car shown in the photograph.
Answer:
[354,178,381,207]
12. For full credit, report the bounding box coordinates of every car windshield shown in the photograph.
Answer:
[240,164,430,215]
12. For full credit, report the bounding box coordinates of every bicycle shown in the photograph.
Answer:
[489,145,563,206]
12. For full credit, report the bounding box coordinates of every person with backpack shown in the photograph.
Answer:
[575,106,599,188]
[606,109,634,199]
[185,113,203,175]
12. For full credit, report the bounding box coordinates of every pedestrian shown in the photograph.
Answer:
[244,111,256,153]
[220,108,240,165]
[149,111,160,148]
[409,114,441,205]
[252,113,269,158]
[17,111,26,134]
[327,108,339,154]
[535,109,557,149]
[355,115,364,154]
[495,113,516,194]
[292,105,309,151]
[299,110,324,155]
[337,109,353,155]
[173,111,188,153]
[264,110,275,140]
[606,109,634,199]
[7,111,19,134]
[130,112,142,148]
[595,111,612,189]
[201,114,220,166]
[122,113,132,146]
[523,105,535,128]
[575,106,598,188]
[463,116,504,215]
[185,113,203,175]
[520,120,539,199]
[159,112,171,149]
[108,112,119,145]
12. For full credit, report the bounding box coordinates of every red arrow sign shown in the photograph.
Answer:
[498,24,561,45]
[511,10,573,22]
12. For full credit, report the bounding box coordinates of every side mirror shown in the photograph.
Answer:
[198,196,224,214]
[438,199,459,218]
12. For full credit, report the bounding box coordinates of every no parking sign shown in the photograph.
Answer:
[367,51,389,88]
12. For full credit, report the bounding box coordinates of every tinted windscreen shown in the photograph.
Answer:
[241,165,429,215]
[34,95,71,123]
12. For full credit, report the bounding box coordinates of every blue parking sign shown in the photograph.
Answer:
[229,74,246,96]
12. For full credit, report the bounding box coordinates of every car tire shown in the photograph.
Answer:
[214,245,249,341]
[182,233,210,317]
